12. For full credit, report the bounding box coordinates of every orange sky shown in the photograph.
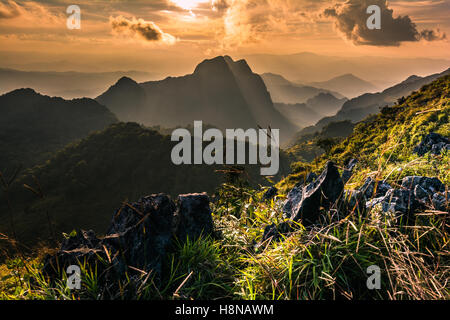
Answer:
[0,0,449,74]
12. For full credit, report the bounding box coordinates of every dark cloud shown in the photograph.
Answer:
[110,15,176,44]
[0,0,21,19]
[212,0,231,13]
[324,0,446,46]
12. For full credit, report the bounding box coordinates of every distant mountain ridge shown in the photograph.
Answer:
[307,74,378,98]
[97,56,298,142]
[0,68,155,99]
[311,67,450,132]
[0,88,118,172]
[261,73,345,104]
[245,52,450,85]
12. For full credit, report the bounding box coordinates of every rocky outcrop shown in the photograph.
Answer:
[264,162,344,242]
[265,170,448,244]
[365,176,447,217]
[413,133,450,156]
[342,158,358,184]
[43,193,214,287]
[361,177,391,199]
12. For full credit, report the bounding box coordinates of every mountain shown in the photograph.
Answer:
[274,103,323,129]
[0,68,155,99]
[308,74,378,99]
[273,92,347,129]
[305,93,347,116]
[245,52,450,85]
[0,89,118,173]
[315,74,450,170]
[97,56,298,143]
[312,68,450,131]
[1,122,292,244]
[261,73,345,104]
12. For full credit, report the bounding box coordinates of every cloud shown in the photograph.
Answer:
[207,0,325,49]
[323,0,446,46]
[110,15,177,45]
[0,0,20,19]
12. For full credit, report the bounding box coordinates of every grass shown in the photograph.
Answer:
[0,76,449,300]
[1,174,447,300]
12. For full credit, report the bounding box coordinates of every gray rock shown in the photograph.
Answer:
[432,192,449,211]
[413,133,449,156]
[42,230,106,279]
[43,193,214,287]
[306,172,318,184]
[401,176,445,195]
[292,161,344,225]
[366,196,385,209]
[342,158,358,184]
[361,177,391,199]
[414,185,429,204]
[381,189,419,216]
[106,194,176,276]
[282,182,303,219]
[174,193,213,241]
[263,162,344,242]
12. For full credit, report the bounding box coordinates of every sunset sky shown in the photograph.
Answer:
[0,0,449,75]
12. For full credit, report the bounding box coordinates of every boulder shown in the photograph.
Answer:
[282,173,318,218]
[42,230,106,279]
[413,133,450,156]
[174,193,214,241]
[106,194,176,276]
[282,182,304,219]
[381,189,419,216]
[43,193,214,284]
[342,158,358,184]
[361,177,391,199]
[432,192,449,211]
[401,176,445,195]
[291,161,344,225]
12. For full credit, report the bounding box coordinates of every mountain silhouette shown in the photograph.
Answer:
[308,74,378,98]
[0,68,154,99]
[97,56,298,142]
[312,68,450,131]
[261,73,344,104]
[0,88,117,173]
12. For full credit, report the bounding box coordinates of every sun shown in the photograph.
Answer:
[171,0,209,10]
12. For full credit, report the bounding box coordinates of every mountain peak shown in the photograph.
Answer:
[4,88,38,97]
[116,76,139,86]
[194,56,230,75]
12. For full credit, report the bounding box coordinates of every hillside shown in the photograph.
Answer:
[282,74,450,191]
[1,122,291,245]
[2,75,448,301]
[313,68,450,131]
[97,56,298,143]
[261,73,345,104]
[308,74,378,98]
[273,93,347,126]
[0,89,118,173]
